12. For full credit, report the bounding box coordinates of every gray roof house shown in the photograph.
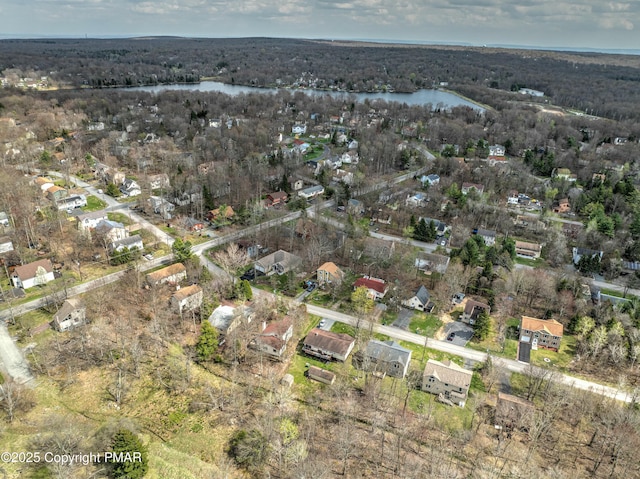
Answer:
[120,178,141,197]
[77,210,109,233]
[255,249,302,276]
[402,285,433,312]
[475,228,497,246]
[109,234,143,253]
[298,185,325,200]
[52,298,86,332]
[421,359,473,406]
[353,340,413,379]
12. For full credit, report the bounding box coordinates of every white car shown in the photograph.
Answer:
[143,254,154,261]
[319,319,326,328]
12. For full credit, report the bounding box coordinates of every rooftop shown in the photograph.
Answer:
[521,316,564,337]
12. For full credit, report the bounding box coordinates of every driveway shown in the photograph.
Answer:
[443,321,474,347]
[391,307,414,330]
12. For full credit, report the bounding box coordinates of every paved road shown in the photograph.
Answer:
[304,304,633,403]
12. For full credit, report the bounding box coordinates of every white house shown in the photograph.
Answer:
[11,259,55,289]
[489,145,506,157]
[298,185,325,200]
[292,124,307,135]
[77,211,109,233]
[120,178,141,197]
[402,285,432,312]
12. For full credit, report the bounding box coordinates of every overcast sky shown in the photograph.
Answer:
[2,0,638,51]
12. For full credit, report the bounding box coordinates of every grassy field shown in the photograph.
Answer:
[84,195,107,212]
[107,211,133,225]
[514,256,544,267]
[409,313,443,336]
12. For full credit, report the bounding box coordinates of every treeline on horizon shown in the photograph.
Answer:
[1,37,640,121]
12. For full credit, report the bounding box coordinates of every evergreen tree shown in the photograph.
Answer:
[242,280,253,300]
[110,429,149,479]
[413,218,429,241]
[426,220,437,242]
[196,321,219,362]
[172,238,193,262]
[473,309,491,341]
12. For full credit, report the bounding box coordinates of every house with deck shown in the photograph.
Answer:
[353,340,412,378]
[302,328,355,362]
[421,359,473,406]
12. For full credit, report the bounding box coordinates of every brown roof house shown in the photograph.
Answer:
[52,298,86,332]
[316,262,345,285]
[515,241,543,259]
[353,340,412,379]
[302,328,355,362]
[11,259,55,290]
[146,263,187,286]
[251,317,294,359]
[170,284,203,315]
[264,191,288,208]
[461,300,490,325]
[421,359,473,406]
[552,198,571,214]
[518,316,563,358]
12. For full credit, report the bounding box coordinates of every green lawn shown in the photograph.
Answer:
[409,313,443,337]
[529,335,576,370]
[107,212,133,225]
[515,256,544,267]
[83,195,107,212]
[330,322,356,337]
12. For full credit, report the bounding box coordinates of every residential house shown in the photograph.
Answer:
[515,241,542,259]
[184,217,205,232]
[415,252,450,275]
[341,150,359,164]
[552,198,571,214]
[307,365,336,385]
[354,276,388,300]
[353,340,413,379]
[77,211,109,233]
[11,259,55,289]
[402,285,432,312]
[95,220,128,243]
[332,169,353,184]
[52,298,86,332]
[206,205,235,223]
[475,228,496,246]
[507,193,519,206]
[405,192,427,208]
[572,247,603,265]
[519,316,563,355]
[461,300,490,325]
[317,262,345,285]
[420,218,447,237]
[34,177,54,192]
[208,303,254,337]
[237,239,261,259]
[346,198,364,215]
[421,174,440,186]
[171,284,203,315]
[298,185,325,200]
[150,196,176,218]
[519,88,544,97]
[421,359,473,406]
[46,185,68,202]
[56,194,87,211]
[289,178,304,191]
[554,168,577,182]
[105,170,126,186]
[147,173,170,190]
[265,191,288,208]
[489,145,506,157]
[302,328,355,362]
[255,249,302,276]
[495,392,535,432]
[292,124,307,135]
[0,236,14,255]
[461,182,484,195]
[146,263,187,286]
[252,317,294,359]
[0,212,8,227]
[120,178,141,197]
[110,234,143,253]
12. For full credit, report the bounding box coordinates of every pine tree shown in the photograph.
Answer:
[110,429,149,479]
[473,309,491,341]
[196,321,219,362]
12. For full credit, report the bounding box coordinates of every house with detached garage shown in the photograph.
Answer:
[11,259,55,289]
[302,328,355,362]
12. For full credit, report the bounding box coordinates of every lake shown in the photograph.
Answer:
[127,81,484,111]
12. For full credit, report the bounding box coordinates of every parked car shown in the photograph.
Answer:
[447,332,455,341]
[319,319,326,328]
